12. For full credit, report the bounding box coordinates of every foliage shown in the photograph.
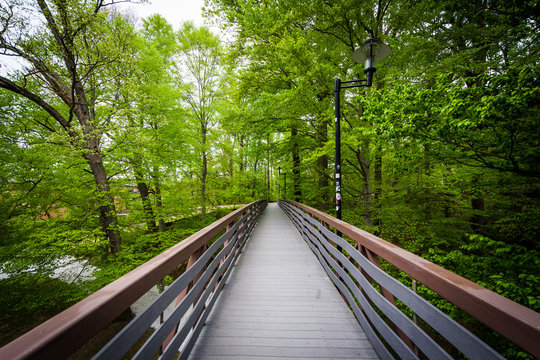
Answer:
[0,0,538,356]
[204,0,539,356]
[0,206,236,346]
[428,234,540,312]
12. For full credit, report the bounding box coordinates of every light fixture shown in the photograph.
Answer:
[352,37,392,70]
[350,37,392,86]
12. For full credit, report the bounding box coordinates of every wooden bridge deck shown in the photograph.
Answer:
[188,203,378,360]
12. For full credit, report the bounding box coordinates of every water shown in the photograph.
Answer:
[0,255,97,283]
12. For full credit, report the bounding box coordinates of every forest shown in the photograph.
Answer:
[0,0,538,357]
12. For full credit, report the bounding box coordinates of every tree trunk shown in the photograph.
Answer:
[201,123,208,220]
[471,179,486,233]
[136,180,158,233]
[79,95,122,252]
[291,127,302,202]
[356,145,373,227]
[266,138,270,200]
[130,161,157,233]
[86,153,121,253]
[471,197,486,232]
[252,158,258,198]
[239,137,245,172]
[422,144,432,220]
[317,118,330,210]
[152,166,166,232]
[373,146,382,235]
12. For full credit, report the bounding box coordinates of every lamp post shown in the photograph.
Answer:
[334,37,391,223]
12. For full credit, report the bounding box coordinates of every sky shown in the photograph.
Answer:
[0,1,216,74]
[120,0,207,29]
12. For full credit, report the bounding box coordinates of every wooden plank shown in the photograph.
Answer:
[188,203,378,360]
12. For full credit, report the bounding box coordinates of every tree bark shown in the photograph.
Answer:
[252,158,258,199]
[373,146,382,235]
[152,166,166,232]
[471,197,486,233]
[130,160,158,233]
[201,123,208,220]
[356,143,373,227]
[291,127,302,202]
[136,180,158,233]
[266,137,271,200]
[239,137,245,172]
[86,153,121,253]
[317,118,330,210]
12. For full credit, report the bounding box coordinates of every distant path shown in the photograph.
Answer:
[188,203,378,359]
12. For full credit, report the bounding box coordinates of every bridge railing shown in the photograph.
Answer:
[279,200,540,360]
[0,200,267,360]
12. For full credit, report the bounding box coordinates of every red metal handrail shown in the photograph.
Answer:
[283,200,540,358]
[0,201,264,360]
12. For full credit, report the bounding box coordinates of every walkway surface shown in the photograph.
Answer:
[188,203,378,360]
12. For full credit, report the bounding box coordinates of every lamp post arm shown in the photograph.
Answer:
[340,79,368,89]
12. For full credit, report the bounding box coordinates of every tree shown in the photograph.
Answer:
[0,1,144,252]
[109,14,183,233]
[177,22,223,219]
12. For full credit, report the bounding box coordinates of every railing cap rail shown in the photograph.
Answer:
[0,201,264,360]
[282,200,540,358]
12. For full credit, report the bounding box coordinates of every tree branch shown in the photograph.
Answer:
[0,75,76,137]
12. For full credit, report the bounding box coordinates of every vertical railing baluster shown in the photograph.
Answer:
[361,246,415,351]
[160,279,165,324]
[215,219,237,293]
[412,279,419,356]
[161,244,207,352]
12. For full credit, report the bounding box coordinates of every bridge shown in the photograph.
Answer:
[1,201,539,359]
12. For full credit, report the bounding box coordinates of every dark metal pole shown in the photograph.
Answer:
[334,78,344,246]
[334,79,342,221]
[366,67,373,87]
